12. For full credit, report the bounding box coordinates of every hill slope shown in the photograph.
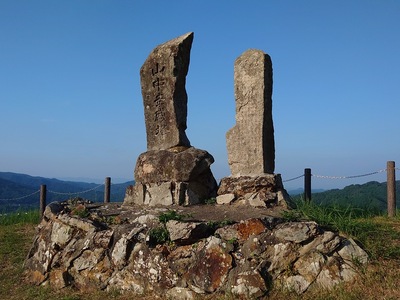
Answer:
[299,180,399,211]
[0,172,134,212]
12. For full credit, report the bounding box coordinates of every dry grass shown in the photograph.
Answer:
[1,215,400,299]
[266,259,400,300]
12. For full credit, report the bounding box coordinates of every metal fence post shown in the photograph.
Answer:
[387,161,396,217]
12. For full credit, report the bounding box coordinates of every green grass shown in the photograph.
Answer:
[283,199,383,230]
[283,199,400,260]
[0,209,40,226]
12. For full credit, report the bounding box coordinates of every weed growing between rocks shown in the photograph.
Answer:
[148,226,170,244]
[70,204,90,218]
[158,210,190,223]
[206,219,235,231]
[204,197,217,205]
[148,210,194,246]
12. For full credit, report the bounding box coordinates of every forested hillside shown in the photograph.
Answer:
[0,172,133,212]
[294,181,400,211]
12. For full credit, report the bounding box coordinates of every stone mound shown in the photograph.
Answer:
[24,198,368,298]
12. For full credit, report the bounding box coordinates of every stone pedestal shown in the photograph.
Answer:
[217,174,290,208]
[124,147,217,206]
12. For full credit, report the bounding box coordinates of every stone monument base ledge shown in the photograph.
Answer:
[123,146,218,207]
[123,180,216,207]
[217,174,291,208]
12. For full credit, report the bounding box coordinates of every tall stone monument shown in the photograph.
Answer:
[124,32,218,206]
[227,49,275,175]
[140,32,192,151]
[218,49,289,207]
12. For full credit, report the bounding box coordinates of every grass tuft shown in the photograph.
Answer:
[158,210,191,224]
[148,226,170,244]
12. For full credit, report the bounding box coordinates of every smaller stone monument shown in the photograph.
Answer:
[218,49,290,207]
[124,32,217,206]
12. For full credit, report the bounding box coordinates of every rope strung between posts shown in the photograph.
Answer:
[312,169,386,179]
[283,168,389,183]
[283,174,304,182]
[47,184,104,196]
[0,189,40,201]
[0,182,110,201]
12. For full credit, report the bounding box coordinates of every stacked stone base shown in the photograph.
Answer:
[123,147,218,206]
[124,180,215,206]
[217,174,291,208]
[24,200,369,298]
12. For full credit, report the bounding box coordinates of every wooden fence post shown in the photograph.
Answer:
[387,161,396,217]
[304,168,312,202]
[40,185,47,218]
[104,177,111,203]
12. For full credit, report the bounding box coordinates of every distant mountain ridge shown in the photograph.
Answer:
[288,188,325,196]
[0,172,134,212]
[292,180,400,211]
[1,172,398,213]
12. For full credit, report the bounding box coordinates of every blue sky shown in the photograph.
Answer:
[1,1,399,190]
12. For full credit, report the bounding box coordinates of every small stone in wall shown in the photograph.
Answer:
[186,236,233,293]
[166,220,211,245]
[166,287,196,300]
[274,221,319,243]
[216,193,235,205]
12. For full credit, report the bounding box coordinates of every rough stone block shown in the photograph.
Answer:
[274,222,319,243]
[144,182,174,206]
[123,184,144,206]
[247,193,267,208]
[338,238,369,265]
[166,220,210,245]
[134,147,215,183]
[166,287,195,300]
[216,193,235,205]
[217,174,289,208]
[186,236,232,293]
